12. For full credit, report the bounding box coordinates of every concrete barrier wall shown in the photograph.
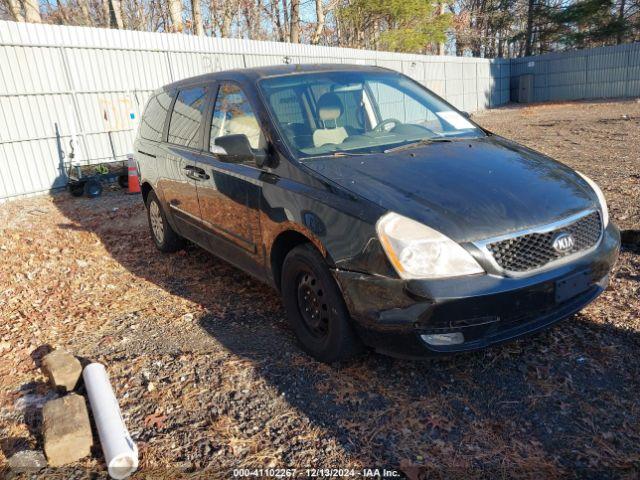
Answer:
[0,21,510,201]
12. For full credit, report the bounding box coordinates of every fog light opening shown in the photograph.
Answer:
[421,332,465,346]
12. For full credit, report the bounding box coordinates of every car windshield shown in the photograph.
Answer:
[259,70,485,160]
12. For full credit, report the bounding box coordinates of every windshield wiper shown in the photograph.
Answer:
[303,151,371,160]
[383,137,452,154]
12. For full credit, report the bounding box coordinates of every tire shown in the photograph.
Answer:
[69,182,84,197]
[146,190,184,253]
[118,174,129,189]
[84,180,103,198]
[281,243,363,363]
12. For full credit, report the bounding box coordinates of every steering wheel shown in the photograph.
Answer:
[373,118,402,133]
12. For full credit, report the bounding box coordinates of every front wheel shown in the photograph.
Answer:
[146,191,184,253]
[281,244,363,363]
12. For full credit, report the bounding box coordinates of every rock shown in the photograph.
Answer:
[41,350,82,391]
[42,394,93,466]
[7,450,47,472]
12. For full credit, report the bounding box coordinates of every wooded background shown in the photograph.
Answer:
[0,0,639,58]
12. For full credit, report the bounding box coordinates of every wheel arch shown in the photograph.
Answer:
[269,228,334,292]
[141,182,153,204]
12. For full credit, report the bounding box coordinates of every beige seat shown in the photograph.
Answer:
[313,93,348,148]
[225,114,267,150]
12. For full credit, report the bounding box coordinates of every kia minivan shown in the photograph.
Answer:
[134,64,620,362]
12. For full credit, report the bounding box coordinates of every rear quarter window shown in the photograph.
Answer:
[168,87,207,148]
[139,90,173,142]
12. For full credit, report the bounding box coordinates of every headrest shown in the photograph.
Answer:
[317,93,343,123]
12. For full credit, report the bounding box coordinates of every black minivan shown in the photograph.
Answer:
[134,64,620,362]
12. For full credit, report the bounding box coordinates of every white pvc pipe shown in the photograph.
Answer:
[83,363,138,479]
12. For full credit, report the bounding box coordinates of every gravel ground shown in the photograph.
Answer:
[1,100,639,479]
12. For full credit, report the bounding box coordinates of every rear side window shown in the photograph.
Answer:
[139,90,173,142]
[167,87,207,148]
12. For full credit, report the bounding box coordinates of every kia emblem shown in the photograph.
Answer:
[552,232,575,253]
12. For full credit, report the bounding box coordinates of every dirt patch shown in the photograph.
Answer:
[1,100,639,478]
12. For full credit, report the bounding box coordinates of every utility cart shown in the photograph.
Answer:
[66,160,128,198]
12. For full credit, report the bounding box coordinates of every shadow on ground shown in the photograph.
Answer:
[48,189,640,478]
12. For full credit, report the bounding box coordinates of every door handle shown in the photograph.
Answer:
[184,165,210,181]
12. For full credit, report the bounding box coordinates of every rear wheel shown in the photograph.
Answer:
[146,190,184,253]
[281,244,363,363]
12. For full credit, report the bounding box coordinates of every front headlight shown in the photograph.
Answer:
[576,171,609,227]
[376,212,484,279]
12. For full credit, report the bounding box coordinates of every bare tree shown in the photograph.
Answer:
[437,1,446,54]
[282,0,290,40]
[264,0,286,41]
[210,0,235,37]
[242,0,262,39]
[23,0,41,23]
[78,0,91,25]
[168,0,183,31]
[109,0,124,28]
[290,0,300,42]
[4,0,25,21]
[101,0,110,26]
[192,0,204,35]
[311,0,340,45]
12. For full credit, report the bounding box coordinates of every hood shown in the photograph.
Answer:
[304,136,597,242]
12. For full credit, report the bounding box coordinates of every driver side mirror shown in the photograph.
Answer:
[461,111,471,119]
[214,134,270,168]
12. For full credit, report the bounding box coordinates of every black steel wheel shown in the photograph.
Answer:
[83,180,103,198]
[296,270,330,339]
[118,174,129,189]
[68,182,84,197]
[281,243,363,363]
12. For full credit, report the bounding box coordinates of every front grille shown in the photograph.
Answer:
[486,211,602,272]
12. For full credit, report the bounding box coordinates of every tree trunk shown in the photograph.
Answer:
[5,0,25,21]
[437,2,445,55]
[271,0,285,41]
[23,0,42,23]
[289,0,300,43]
[168,0,183,32]
[4,0,24,22]
[524,0,535,56]
[311,0,325,45]
[616,0,626,44]
[78,0,92,25]
[102,0,110,27]
[282,0,290,41]
[243,1,259,39]
[56,0,71,23]
[221,2,233,37]
[109,0,124,28]
[192,0,204,35]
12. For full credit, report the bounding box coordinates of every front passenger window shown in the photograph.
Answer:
[210,83,265,152]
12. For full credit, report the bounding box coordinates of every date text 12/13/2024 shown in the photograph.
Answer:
[233,468,402,477]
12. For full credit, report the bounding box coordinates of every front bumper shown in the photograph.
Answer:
[333,223,621,358]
